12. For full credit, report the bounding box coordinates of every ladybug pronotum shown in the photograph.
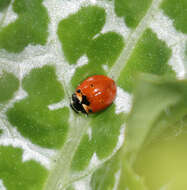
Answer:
[70,75,117,114]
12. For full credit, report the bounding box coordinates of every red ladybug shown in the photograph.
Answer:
[70,75,117,114]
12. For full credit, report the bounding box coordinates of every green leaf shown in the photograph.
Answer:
[58,5,124,89]
[71,134,94,171]
[0,0,10,11]
[86,32,124,67]
[90,152,120,190]
[0,0,186,189]
[117,29,174,92]
[58,6,106,64]
[71,32,124,88]
[161,0,187,34]
[134,120,187,190]
[114,0,152,28]
[66,185,75,190]
[6,65,69,149]
[71,105,124,171]
[91,105,124,159]
[119,75,187,189]
[0,72,19,103]
[0,146,48,190]
[0,0,49,52]
[118,160,147,190]
[124,75,181,157]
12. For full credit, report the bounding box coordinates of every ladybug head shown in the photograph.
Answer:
[70,89,92,114]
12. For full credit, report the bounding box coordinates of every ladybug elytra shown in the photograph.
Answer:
[70,75,117,114]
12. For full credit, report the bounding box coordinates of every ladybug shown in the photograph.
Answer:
[70,75,117,114]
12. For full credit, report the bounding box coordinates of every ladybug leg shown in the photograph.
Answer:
[70,103,79,114]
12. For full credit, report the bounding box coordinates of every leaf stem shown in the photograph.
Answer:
[44,116,90,190]
[108,0,163,81]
